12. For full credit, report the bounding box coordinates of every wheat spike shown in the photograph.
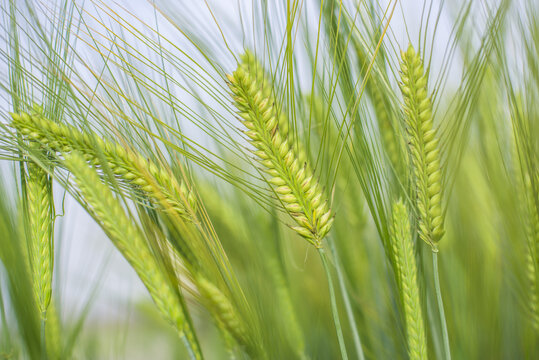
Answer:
[390,200,427,360]
[26,150,54,318]
[195,276,250,351]
[369,78,407,177]
[524,173,539,330]
[45,301,62,359]
[355,42,406,177]
[268,257,306,357]
[63,152,201,358]
[227,51,333,248]
[399,45,445,250]
[526,249,539,331]
[11,108,195,220]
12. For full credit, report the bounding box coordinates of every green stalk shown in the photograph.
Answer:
[40,316,47,360]
[328,237,365,360]
[181,335,199,360]
[432,252,451,360]
[319,248,349,360]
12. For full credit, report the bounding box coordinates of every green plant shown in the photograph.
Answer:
[390,200,427,360]
[0,1,537,359]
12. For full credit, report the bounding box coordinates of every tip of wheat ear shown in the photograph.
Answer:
[399,45,445,250]
[226,51,333,247]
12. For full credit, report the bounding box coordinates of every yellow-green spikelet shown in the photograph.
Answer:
[63,152,201,358]
[355,41,406,177]
[11,110,196,220]
[45,301,62,359]
[399,45,445,250]
[369,77,407,177]
[524,173,539,330]
[390,200,427,360]
[26,155,54,317]
[227,52,333,248]
[238,51,308,165]
[196,276,249,350]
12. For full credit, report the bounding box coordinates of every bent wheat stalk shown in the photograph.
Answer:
[62,152,202,360]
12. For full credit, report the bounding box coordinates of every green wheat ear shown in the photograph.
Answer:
[399,45,445,251]
[523,173,539,330]
[19,105,55,319]
[227,51,333,248]
[195,276,250,351]
[62,152,202,358]
[238,51,308,165]
[10,108,196,220]
[26,152,54,318]
[390,200,427,360]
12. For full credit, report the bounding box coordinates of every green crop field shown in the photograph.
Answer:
[0,0,537,359]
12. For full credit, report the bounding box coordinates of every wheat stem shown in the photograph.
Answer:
[433,252,451,360]
[181,335,200,360]
[40,317,47,360]
[328,237,365,360]
[319,247,349,360]
[45,301,61,359]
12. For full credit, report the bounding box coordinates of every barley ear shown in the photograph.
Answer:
[390,200,427,360]
[267,257,306,357]
[63,152,202,359]
[45,301,62,359]
[239,51,308,165]
[523,173,539,331]
[10,110,196,221]
[370,77,407,178]
[25,147,54,318]
[399,45,445,251]
[227,51,333,247]
[195,276,251,352]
